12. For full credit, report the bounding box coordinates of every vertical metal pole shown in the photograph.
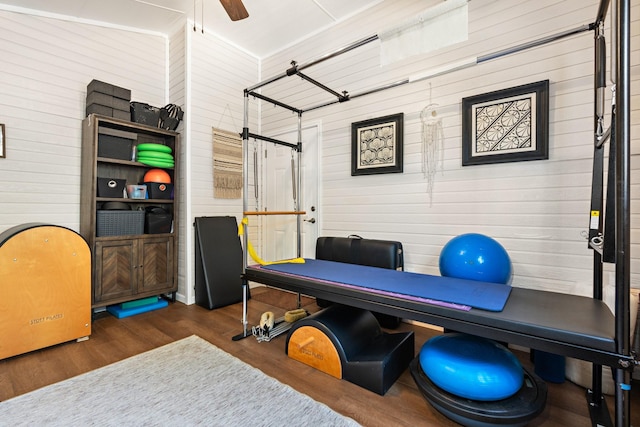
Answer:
[232,91,251,341]
[589,23,605,410]
[296,112,303,258]
[614,0,631,424]
[242,94,249,272]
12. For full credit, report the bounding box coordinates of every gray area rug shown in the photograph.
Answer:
[0,335,360,426]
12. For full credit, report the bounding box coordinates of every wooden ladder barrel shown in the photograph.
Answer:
[0,223,92,360]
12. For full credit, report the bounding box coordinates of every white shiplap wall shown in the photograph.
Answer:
[0,10,166,233]
[258,0,640,302]
[0,8,259,306]
[182,26,259,304]
[168,24,188,302]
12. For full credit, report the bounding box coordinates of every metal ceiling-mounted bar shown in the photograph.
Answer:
[303,23,592,113]
[295,70,348,102]
[477,24,593,63]
[247,132,298,150]
[296,34,379,72]
[246,90,302,114]
[246,34,379,93]
[304,79,409,113]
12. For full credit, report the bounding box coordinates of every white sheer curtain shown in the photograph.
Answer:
[379,0,468,66]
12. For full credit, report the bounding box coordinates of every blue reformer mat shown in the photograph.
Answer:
[262,259,512,312]
[106,298,169,318]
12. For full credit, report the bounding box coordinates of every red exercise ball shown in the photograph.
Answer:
[143,169,171,184]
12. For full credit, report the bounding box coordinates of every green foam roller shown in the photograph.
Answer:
[138,158,175,168]
[137,151,175,161]
[136,143,172,154]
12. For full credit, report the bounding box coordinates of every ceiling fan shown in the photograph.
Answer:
[219,0,249,21]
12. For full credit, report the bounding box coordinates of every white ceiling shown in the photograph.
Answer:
[0,0,382,58]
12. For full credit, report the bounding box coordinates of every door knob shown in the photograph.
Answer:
[304,218,316,224]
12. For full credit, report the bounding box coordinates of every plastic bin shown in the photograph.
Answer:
[96,210,145,236]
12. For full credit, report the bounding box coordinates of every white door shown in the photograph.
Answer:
[264,124,319,262]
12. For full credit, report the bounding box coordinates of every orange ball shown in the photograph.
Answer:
[143,169,171,183]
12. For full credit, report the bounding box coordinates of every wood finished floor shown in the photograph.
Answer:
[1,287,638,427]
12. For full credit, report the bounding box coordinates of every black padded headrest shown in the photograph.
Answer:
[315,236,403,271]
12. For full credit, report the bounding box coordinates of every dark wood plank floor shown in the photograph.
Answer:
[1,287,637,426]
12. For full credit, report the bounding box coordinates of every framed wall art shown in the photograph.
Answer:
[0,124,5,158]
[461,80,549,166]
[351,113,404,176]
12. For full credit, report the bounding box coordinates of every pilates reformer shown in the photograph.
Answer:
[233,1,637,426]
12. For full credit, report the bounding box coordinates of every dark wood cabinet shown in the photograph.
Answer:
[80,114,179,308]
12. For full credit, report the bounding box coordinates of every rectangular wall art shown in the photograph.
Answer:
[462,80,549,166]
[351,113,404,176]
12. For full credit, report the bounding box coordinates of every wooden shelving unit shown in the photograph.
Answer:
[80,114,180,308]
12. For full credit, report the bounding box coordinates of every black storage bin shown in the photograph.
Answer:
[131,102,160,127]
[145,207,172,234]
[98,134,134,160]
[146,182,174,199]
[97,178,126,198]
[96,210,145,236]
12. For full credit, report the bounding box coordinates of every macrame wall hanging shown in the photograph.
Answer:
[212,127,243,199]
[420,89,445,206]
[212,104,243,199]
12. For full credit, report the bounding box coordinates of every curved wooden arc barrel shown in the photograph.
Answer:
[0,223,92,359]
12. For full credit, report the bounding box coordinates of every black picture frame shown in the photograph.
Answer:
[462,80,549,166]
[351,113,404,176]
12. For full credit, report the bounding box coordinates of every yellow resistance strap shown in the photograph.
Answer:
[239,217,305,266]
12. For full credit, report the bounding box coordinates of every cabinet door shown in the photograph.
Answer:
[94,240,137,303]
[139,236,175,293]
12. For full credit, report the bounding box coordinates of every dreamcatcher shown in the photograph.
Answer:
[420,100,445,205]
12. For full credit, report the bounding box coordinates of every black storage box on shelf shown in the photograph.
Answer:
[146,182,174,199]
[145,207,172,234]
[97,177,126,198]
[98,134,134,160]
[131,102,160,127]
[86,80,131,120]
[87,104,130,121]
[87,91,130,112]
[96,210,145,237]
[87,79,131,101]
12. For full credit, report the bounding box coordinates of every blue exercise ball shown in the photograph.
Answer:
[420,333,524,401]
[439,233,512,284]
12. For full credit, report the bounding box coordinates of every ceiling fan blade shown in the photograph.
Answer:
[219,0,249,21]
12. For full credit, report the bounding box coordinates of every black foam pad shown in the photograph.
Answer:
[194,216,243,309]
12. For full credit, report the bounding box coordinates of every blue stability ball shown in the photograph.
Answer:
[439,233,512,284]
[420,333,524,401]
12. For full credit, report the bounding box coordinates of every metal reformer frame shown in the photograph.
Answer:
[233,1,635,425]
